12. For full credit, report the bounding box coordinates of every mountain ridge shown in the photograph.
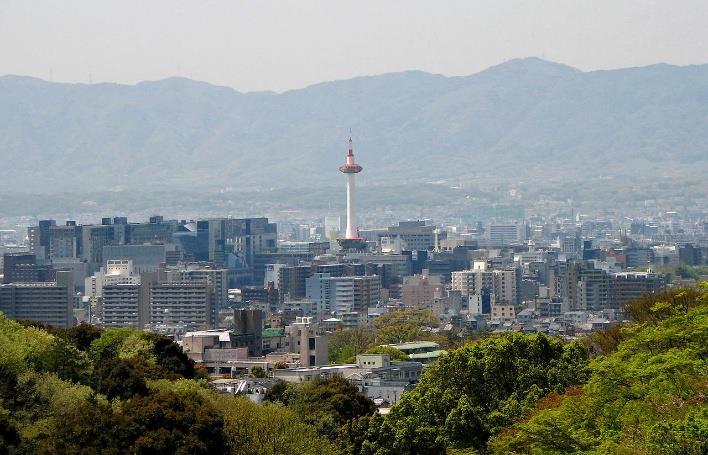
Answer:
[1,57,707,193]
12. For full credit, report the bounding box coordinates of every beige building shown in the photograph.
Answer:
[451,265,518,305]
[491,304,516,322]
[401,274,444,309]
[284,316,329,367]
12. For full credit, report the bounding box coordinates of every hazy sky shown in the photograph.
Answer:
[1,0,707,92]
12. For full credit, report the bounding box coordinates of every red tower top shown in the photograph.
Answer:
[339,137,363,174]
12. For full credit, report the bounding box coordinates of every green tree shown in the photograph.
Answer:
[278,376,376,440]
[328,326,376,364]
[218,396,338,455]
[264,379,290,404]
[94,358,149,400]
[58,323,102,351]
[372,308,439,344]
[0,406,20,455]
[144,333,195,379]
[250,366,267,378]
[35,339,92,385]
[121,390,226,455]
[490,285,708,455]
[362,332,589,453]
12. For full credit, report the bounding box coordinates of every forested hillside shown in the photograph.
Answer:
[0,320,339,454]
[0,284,706,454]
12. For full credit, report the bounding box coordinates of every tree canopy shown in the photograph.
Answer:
[489,284,708,455]
[0,316,338,454]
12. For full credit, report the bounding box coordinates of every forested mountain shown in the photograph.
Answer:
[1,58,707,192]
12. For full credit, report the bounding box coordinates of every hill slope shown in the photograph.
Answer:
[1,58,707,192]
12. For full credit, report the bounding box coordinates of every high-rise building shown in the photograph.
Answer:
[306,273,380,316]
[401,274,444,309]
[610,272,665,308]
[103,244,176,273]
[165,263,229,309]
[277,265,312,300]
[148,281,215,330]
[48,223,80,260]
[28,219,57,261]
[101,283,142,328]
[85,259,140,298]
[0,270,74,327]
[560,262,665,311]
[488,223,527,245]
[451,266,519,305]
[201,218,278,268]
[2,253,56,284]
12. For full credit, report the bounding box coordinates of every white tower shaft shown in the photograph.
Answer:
[338,136,363,243]
[346,173,356,238]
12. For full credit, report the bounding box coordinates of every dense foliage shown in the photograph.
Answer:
[490,284,708,454]
[346,332,589,454]
[265,376,376,441]
[340,286,708,454]
[0,318,337,454]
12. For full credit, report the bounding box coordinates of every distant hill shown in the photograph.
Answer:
[1,58,707,192]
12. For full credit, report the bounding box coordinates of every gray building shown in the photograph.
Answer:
[103,244,176,273]
[149,281,214,330]
[0,271,74,327]
[101,283,143,328]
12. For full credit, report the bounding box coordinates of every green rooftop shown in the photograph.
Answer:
[262,328,285,338]
[384,341,440,352]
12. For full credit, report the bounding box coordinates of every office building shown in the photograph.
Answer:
[0,271,74,327]
[401,274,444,309]
[148,281,214,330]
[85,259,140,298]
[277,265,312,300]
[103,244,176,273]
[101,283,143,328]
[165,263,229,309]
[2,253,56,284]
[306,273,380,316]
[451,266,519,305]
[488,223,527,245]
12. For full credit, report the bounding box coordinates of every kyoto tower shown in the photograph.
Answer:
[337,136,367,250]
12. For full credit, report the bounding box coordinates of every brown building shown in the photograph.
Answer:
[401,274,444,309]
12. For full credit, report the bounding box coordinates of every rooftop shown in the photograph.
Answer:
[262,328,285,338]
[385,341,439,351]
